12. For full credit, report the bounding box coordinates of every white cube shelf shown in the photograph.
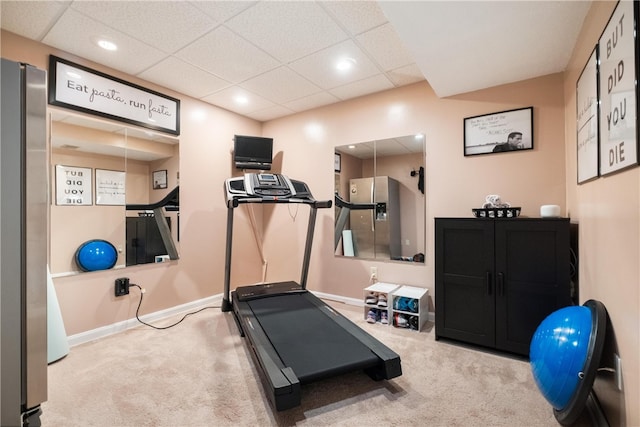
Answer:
[391,285,429,331]
[363,282,399,325]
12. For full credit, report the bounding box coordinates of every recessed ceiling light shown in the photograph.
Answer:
[415,133,424,139]
[96,39,118,51]
[348,145,356,149]
[336,57,356,72]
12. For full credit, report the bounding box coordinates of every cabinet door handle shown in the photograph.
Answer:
[497,272,504,296]
[486,271,492,295]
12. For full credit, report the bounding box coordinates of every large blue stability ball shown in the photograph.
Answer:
[75,239,118,272]
[529,305,592,410]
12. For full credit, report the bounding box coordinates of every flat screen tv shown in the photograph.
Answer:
[233,134,273,170]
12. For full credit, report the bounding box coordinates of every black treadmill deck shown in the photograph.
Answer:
[231,284,402,411]
[248,292,380,383]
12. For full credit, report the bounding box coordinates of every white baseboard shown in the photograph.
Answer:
[67,290,435,348]
[313,291,363,306]
[67,293,224,347]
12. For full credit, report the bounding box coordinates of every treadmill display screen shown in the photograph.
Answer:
[258,174,277,183]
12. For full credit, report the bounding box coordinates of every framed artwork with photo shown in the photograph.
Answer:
[153,169,168,189]
[463,106,533,156]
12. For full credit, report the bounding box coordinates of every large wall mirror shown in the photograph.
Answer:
[334,134,425,263]
[49,111,179,275]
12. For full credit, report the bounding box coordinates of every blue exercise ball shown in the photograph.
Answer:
[530,305,592,410]
[75,239,118,272]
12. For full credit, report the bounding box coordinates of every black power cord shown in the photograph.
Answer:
[130,284,220,330]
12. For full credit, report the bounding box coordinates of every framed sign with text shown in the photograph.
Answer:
[576,46,600,184]
[48,55,180,136]
[597,1,639,176]
[55,165,92,206]
[95,169,125,205]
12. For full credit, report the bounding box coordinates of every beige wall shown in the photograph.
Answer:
[3,2,639,422]
[261,76,566,297]
[562,2,639,425]
[2,30,265,334]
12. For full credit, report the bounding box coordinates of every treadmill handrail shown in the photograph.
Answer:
[227,196,331,209]
[334,193,375,210]
[334,193,375,251]
[126,186,179,211]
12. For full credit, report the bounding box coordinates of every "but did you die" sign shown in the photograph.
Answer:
[598,1,638,175]
[56,165,92,206]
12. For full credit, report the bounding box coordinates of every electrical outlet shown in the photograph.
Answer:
[115,277,130,297]
[370,267,378,280]
[615,354,623,391]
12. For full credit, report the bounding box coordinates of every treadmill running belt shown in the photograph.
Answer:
[248,293,380,383]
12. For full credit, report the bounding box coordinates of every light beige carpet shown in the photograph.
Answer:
[42,299,569,426]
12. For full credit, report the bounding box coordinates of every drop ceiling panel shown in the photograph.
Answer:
[356,23,414,71]
[201,86,275,116]
[240,67,322,104]
[284,91,341,113]
[320,1,388,36]
[386,64,425,87]
[70,1,215,53]
[330,74,394,101]
[42,8,166,75]
[0,1,68,40]
[174,26,280,83]
[289,40,380,90]
[225,1,349,63]
[137,56,232,99]
[189,1,257,24]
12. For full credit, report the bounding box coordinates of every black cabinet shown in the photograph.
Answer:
[435,218,574,356]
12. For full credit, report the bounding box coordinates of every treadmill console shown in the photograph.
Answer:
[245,173,293,197]
[225,173,313,201]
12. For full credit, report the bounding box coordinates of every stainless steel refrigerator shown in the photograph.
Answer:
[348,176,401,259]
[1,58,48,426]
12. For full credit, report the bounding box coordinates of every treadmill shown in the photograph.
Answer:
[222,173,402,411]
